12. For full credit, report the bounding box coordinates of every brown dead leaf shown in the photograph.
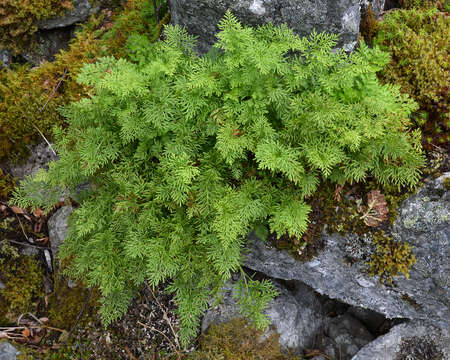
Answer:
[333,184,343,202]
[0,204,7,212]
[10,205,25,214]
[361,189,388,227]
[36,237,49,245]
[304,349,323,357]
[22,328,31,338]
[33,208,45,218]
[61,1,73,10]
[232,129,244,137]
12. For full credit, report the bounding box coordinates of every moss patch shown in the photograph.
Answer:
[373,7,449,151]
[189,318,301,360]
[368,232,416,285]
[0,255,44,323]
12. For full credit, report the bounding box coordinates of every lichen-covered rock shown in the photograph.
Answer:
[0,342,19,360]
[244,173,450,329]
[352,320,450,360]
[48,205,73,255]
[168,0,361,54]
[37,0,94,30]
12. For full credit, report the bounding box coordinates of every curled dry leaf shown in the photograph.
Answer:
[333,184,343,202]
[33,208,45,218]
[22,328,31,338]
[10,205,25,214]
[361,190,388,227]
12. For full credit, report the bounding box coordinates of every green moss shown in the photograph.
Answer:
[0,255,44,322]
[46,274,99,330]
[373,7,449,151]
[0,64,63,163]
[0,169,15,200]
[0,0,74,54]
[399,0,444,9]
[368,232,416,285]
[188,318,301,360]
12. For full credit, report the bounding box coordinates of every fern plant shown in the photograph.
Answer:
[14,12,424,345]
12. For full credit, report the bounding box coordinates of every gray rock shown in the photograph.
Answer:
[48,206,73,255]
[244,173,450,329]
[37,0,95,30]
[7,142,58,180]
[346,306,386,335]
[0,50,12,68]
[352,320,450,360]
[20,245,40,257]
[202,277,327,352]
[325,314,374,358]
[0,280,5,290]
[22,27,74,65]
[360,0,385,17]
[168,0,361,54]
[0,342,19,360]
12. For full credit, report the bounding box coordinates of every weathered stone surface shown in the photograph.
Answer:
[346,306,386,334]
[352,320,450,360]
[244,173,450,329]
[21,27,75,65]
[202,276,377,355]
[325,314,374,358]
[0,280,5,290]
[0,342,19,360]
[360,0,385,17]
[168,0,361,54]
[6,142,58,180]
[48,206,73,255]
[37,0,94,30]
[0,50,12,68]
[202,277,327,352]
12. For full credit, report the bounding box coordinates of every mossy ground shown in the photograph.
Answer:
[0,253,44,324]
[188,318,302,360]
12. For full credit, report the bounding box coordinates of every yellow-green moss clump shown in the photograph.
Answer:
[47,275,99,330]
[188,318,301,360]
[0,255,44,323]
[368,232,416,285]
[0,64,63,163]
[0,0,73,54]
[398,0,447,9]
[0,169,15,200]
[373,6,449,150]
